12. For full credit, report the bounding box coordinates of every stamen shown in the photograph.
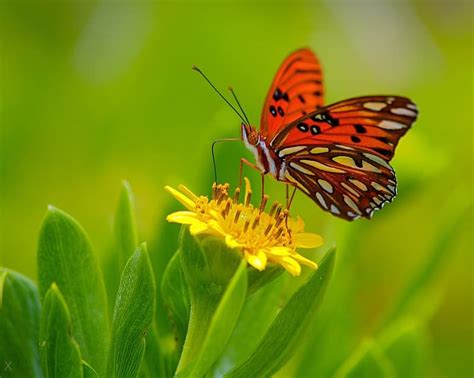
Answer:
[234,207,242,223]
[233,187,241,203]
[252,214,260,229]
[259,194,269,213]
[264,221,274,236]
[244,188,252,207]
[269,202,279,217]
[274,227,284,239]
[222,200,231,217]
[274,205,282,220]
[212,182,217,200]
[275,213,285,228]
[243,219,250,233]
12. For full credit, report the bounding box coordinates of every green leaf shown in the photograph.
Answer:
[82,360,99,378]
[383,206,471,327]
[378,321,426,378]
[39,283,82,378]
[176,227,248,377]
[226,248,336,378]
[247,264,284,296]
[104,181,140,320]
[0,268,42,377]
[334,339,396,378]
[107,243,156,378]
[214,271,285,376]
[37,206,109,375]
[146,201,182,376]
[115,180,139,269]
[160,250,190,352]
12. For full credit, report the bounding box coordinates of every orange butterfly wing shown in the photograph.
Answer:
[260,48,324,138]
[272,96,418,220]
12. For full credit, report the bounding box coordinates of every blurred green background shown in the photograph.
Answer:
[1,0,472,376]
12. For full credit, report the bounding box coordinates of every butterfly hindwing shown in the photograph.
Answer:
[280,145,398,220]
[272,95,418,220]
[261,48,324,138]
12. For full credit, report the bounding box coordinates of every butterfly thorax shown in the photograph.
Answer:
[241,123,283,180]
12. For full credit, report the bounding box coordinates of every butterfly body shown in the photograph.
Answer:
[240,48,418,221]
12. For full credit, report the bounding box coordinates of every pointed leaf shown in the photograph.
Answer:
[176,227,247,376]
[0,268,41,376]
[333,339,396,378]
[226,248,335,378]
[115,180,139,269]
[247,264,283,296]
[39,283,82,377]
[37,206,108,375]
[160,250,190,352]
[379,321,426,378]
[82,360,99,378]
[107,243,156,378]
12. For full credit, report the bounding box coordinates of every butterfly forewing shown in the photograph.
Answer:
[261,49,324,138]
[272,95,418,220]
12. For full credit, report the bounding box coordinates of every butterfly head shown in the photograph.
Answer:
[241,123,260,146]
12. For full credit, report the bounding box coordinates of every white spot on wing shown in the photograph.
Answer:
[391,107,417,117]
[407,103,417,110]
[371,182,390,193]
[343,194,361,214]
[315,192,328,209]
[330,204,340,215]
[364,102,387,111]
[363,153,392,170]
[379,120,406,130]
[341,182,360,197]
[317,179,334,194]
[349,179,368,191]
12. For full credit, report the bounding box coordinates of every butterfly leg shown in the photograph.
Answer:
[286,185,297,210]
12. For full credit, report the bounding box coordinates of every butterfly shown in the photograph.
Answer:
[239,48,418,221]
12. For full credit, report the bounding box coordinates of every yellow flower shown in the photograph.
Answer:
[165,179,323,276]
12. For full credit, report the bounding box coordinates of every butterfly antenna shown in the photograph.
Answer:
[228,86,251,126]
[192,65,248,125]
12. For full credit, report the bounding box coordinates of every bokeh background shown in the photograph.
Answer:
[1,0,472,376]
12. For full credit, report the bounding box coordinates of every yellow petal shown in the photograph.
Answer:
[165,186,195,211]
[293,233,324,248]
[189,221,211,235]
[178,184,198,201]
[245,250,267,271]
[166,211,200,224]
[267,246,292,257]
[292,253,318,269]
[225,234,244,249]
[207,220,227,237]
[280,256,301,276]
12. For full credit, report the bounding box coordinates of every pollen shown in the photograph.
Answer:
[165,178,323,276]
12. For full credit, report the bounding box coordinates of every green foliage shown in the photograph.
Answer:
[0,177,466,377]
[107,243,156,377]
[0,269,41,376]
[39,283,83,377]
[227,249,336,378]
[115,181,139,270]
[176,228,248,377]
[38,206,109,375]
